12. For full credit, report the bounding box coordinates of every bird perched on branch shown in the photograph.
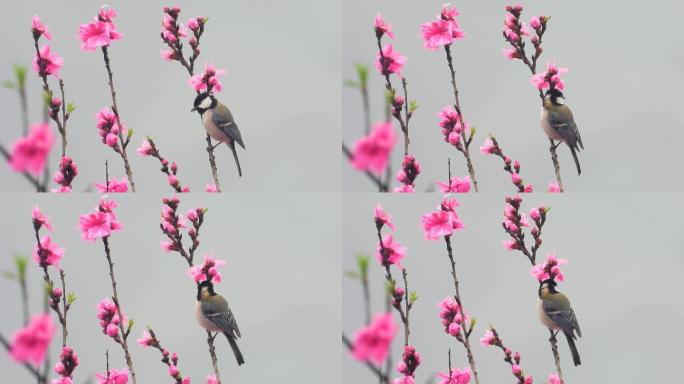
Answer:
[541,88,583,175]
[537,278,581,366]
[196,280,244,366]
[192,92,246,177]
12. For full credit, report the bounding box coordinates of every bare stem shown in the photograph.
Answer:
[207,331,222,384]
[549,329,565,384]
[444,235,480,384]
[101,237,137,384]
[444,45,478,192]
[101,46,136,192]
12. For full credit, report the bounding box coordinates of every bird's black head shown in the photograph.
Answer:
[197,280,216,300]
[545,88,565,106]
[539,278,558,296]
[191,92,216,114]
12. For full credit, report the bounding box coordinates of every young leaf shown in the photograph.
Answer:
[67,293,77,306]
[66,102,76,114]
[355,63,369,88]
[409,291,419,305]
[14,255,28,279]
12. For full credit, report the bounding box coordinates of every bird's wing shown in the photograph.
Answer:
[547,106,583,150]
[542,297,580,338]
[201,296,241,338]
[212,103,245,149]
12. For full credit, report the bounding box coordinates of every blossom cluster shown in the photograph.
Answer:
[394,154,421,193]
[188,63,226,93]
[31,206,64,269]
[531,252,568,282]
[375,205,406,268]
[502,196,549,260]
[436,176,470,193]
[160,6,205,66]
[438,106,470,150]
[480,328,532,384]
[96,298,127,342]
[420,4,465,50]
[438,296,469,339]
[78,197,124,242]
[160,198,204,256]
[395,345,421,383]
[480,137,533,192]
[52,156,79,193]
[374,14,405,77]
[351,121,398,175]
[421,197,465,241]
[96,107,127,152]
[137,139,190,192]
[138,330,190,384]
[531,61,568,92]
[53,346,79,383]
[352,312,398,364]
[77,6,122,51]
[187,254,226,284]
[436,367,471,384]
[95,368,129,384]
[94,177,129,193]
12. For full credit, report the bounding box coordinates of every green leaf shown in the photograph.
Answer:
[127,129,134,139]
[127,318,135,332]
[356,254,369,277]
[409,100,419,114]
[14,255,28,279]
[344,80,359,89]
[409,291,419,305]
[66,102,76,114]
[67,293,77,306]
[470,317,477,331]
[344,270,359,279]
[13,64,27,88]
[1,80,16,89]
[469,127,477,140]
[355,63,369,88]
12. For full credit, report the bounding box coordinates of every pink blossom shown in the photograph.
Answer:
[33,205,53,231]
[32,15,52,40]
[502,48,518,60]
[94,177,129,193]
[10,123,54,176]
[531,61,568,91]
[10,314,56,366]
[137,330,155,347]
[160,50,176,61]
[503,240,517,251]
[547,182,561,193]
[512,364,522,376]
[96,298,126,340]
[375,234,406,267]
[95,107,126,149]
[437,367,471,384]
[421,20,453,50]
[480,329,497,346]
[438,296,469,337]
[206,375,218,384]
[187,17,201,31]
[53,156,79,191]
[352,313,397,364]
[54,346,79,379]
[374,204,396,230]
[33,45,64,77]
[375,44,406,76]
[530,252,568,282]
[375,13,395,39]
[421,210,455,240]
[188,63,226,93]
[393,185,415,193]
[95,368,129,384]
[32,236,64,268]
[436,176,471,193]
[78,7,122,51]
[136,140,154,156]
[79,198,123,242]
[479,138,497,155]
[187,254,226,283]
[548,374,561,384]
[529,16,542,30]
[206,184,218,192]
[351,122,397,174]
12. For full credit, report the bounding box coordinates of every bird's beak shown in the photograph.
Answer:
[191,106,197,112]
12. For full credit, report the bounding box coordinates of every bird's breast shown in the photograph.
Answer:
[540,107,563,141]
[195,301,221,332]
[537,298,560,330]
[202,110,230,144]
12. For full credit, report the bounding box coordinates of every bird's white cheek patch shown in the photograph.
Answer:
[199,98,212,109]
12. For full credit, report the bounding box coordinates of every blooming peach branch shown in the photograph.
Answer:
[481,326,532,384]
[0,333,47,383]
[480,136,533,193]
[160,6,222,192]
[137,138,189,192]
[343,143,390,192]
[342,334,390,384]
[138,328,188,383]
[502,5,564,191]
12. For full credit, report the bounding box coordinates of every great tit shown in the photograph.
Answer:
[196,280,245,366]
[541,88,584,175]
[537,279,581,366]
[192,93,246,177]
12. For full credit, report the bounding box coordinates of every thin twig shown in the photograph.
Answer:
[207,331,222,384]
[549,329,565,383]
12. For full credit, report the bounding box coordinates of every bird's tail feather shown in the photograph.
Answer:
[564,331,581,366]
[225,332,245,366]
[570,146,581,176]
[229,143,243,177]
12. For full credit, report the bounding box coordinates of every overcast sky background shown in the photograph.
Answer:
[0,193,341,383]
[343,0,684,192]
[343,194,684,382]
[0,0,341,193]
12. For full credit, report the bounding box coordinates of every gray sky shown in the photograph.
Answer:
[0,193,341,383]
[343,194,684,382]
[343,0,684,192]
[0,0,341,192]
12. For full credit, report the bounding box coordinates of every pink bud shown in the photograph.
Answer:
[106,324,119,337]
[448,323,461,336]
[105,133,118,147]
[187,209,199,222]
[52,287,63,298]
[512,364,522,376]
[168,365,179,377]
[511,173,522,185]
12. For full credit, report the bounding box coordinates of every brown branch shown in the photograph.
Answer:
[443,235,480,384]
[101,46,136,192]
[145,328,184,384]
[101,237,138,384]
[376,37,410,156]
[207,331,222,384]
[548,330,565,383]
[443,45,478,192]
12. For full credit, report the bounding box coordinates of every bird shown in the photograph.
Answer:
[537,278,582,366]
[195,280,245,366]
[192,92,246,177]
[540,88,584,175]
